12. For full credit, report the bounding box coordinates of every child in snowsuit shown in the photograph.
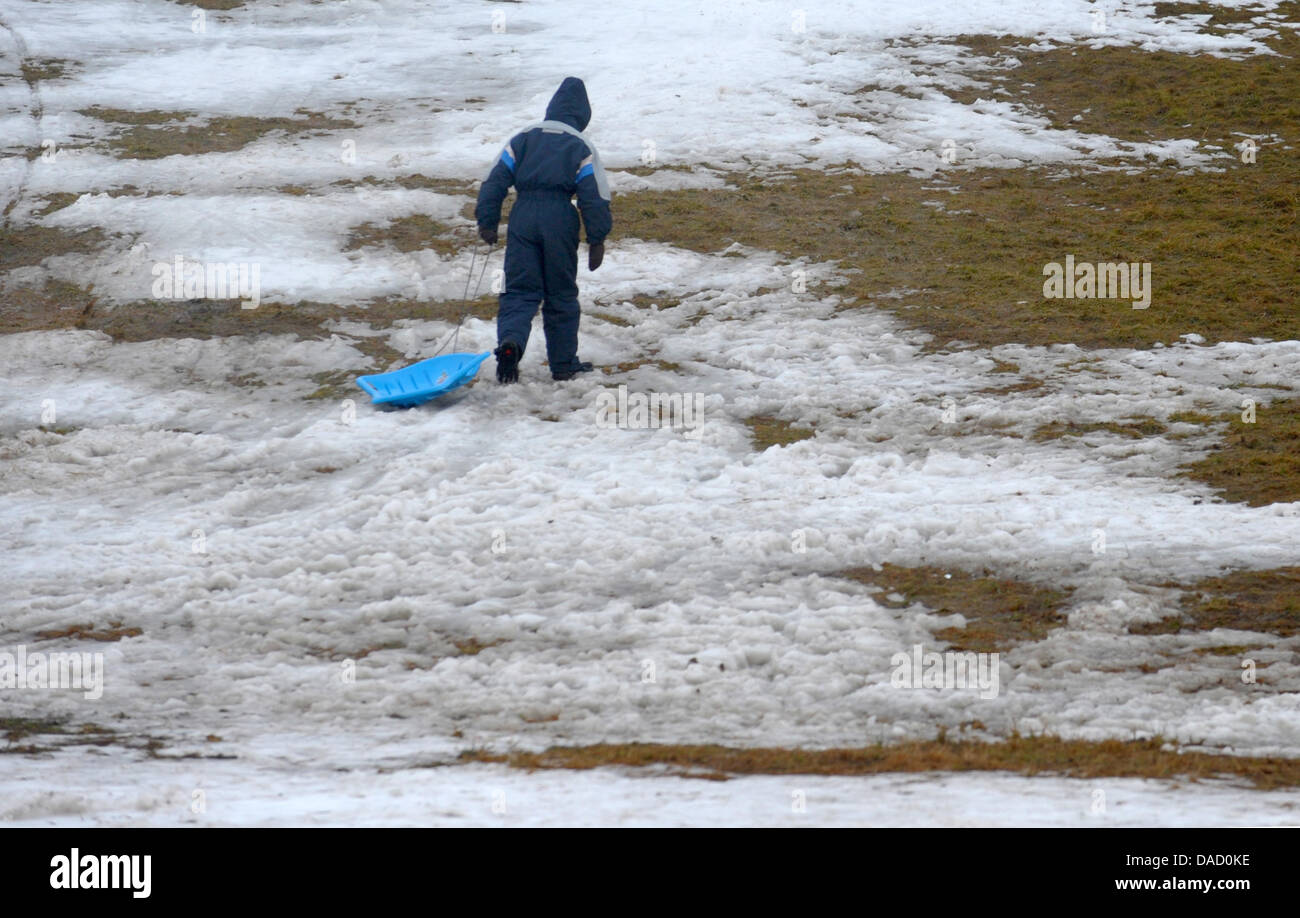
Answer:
[475,76,612,383]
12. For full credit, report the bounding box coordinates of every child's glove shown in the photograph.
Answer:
[588,242,605,271]
[479,226,498,245]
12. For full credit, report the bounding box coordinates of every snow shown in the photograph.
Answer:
[5,751,1299,827]
[2,0,1298,826]
[3,0,1272,302]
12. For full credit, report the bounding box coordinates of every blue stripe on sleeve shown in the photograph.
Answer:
[501,148,516,172]
[575,163,594,183]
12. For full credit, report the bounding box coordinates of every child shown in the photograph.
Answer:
[475,77,612,383]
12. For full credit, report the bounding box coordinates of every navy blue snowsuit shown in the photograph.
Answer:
[475,77,612,376]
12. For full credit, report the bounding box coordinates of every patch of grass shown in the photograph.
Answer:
[604,358,682,374]
[744,415,814,450]
[1168,409,1220,424]
[402,637,505,670]
[35,621,142,642]
[977,375,1045,395]
[0,281,98,335]
[21,59,72,82]
[617,24,1299,351]
[88,109,357,160]
[0,283,495,387]
[1152,2,1289,39]
[453,638,503,656]
[344,213,462,257]
[103,184,183,199]
[599,293,683,312]
[949,16,1299,144]
[619,164,698,178]
[4,284,476,341]
[619,159,1297,349]
[1135,566,1300,637]
[356,293,499,327]
[843,563,1071,652]
[587,311,633,327]
[1030,418,1169,442]
[1,717,70,744]
[81,298,331,343]
[1,719,123,755]
[461,735,1300,788]
[305,640,405,663]
[972,360,1048,395]
[1130,617,1187,636]
[168,0,246,10]
[1192,644,1261,657]
[333,174,477,196]
[1177,399,1300,506]
[78,106,193,126]
[0,223,107,271]
[1228,381,1293,391]
[0,284,503,399]
[305,369,359,401]
[32,193,80,217]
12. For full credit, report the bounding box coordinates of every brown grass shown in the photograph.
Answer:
[947,18,1299,144]
[461,735,1300,788]
[596,293,683,312]
[333,174,477,196]
[77,107,181,126]
[452,637,503,656]
[305,641,405,663]
[603,358,682,374]
[84,108,357,160]
[0,282,500,401]
[1153,2,1282,30]
[843,564,1071,652]
[977,375,1045,395]
[20,59,72,82]
[168,0,246,9]
[0,224,106,271]
[1177,399,1300,506]
[344,213,463,257]
[1134,566,1300,637]
[31,193,80,217]
[1030,418,1169,442]
[616,21,1299,351]
[617,159,1296,350]
[1,719,119,755]
[745,415,814,450]
[34,621,142,642]
[2,282,494,344]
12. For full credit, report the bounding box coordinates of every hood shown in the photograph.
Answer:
[544,76,591,131]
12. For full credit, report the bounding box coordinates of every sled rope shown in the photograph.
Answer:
[431,240,495,357]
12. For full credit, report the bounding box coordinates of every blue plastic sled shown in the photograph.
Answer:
[355,351,491,408]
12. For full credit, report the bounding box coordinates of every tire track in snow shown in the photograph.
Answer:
[0,13,43,225]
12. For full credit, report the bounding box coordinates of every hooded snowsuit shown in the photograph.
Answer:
[475,77,612,377]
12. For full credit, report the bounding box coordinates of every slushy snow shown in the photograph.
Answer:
[2,0,1298,826]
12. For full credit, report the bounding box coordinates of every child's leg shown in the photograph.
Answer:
[539,207,583,375]
[497,225,545,354]
[541,295,580,374]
